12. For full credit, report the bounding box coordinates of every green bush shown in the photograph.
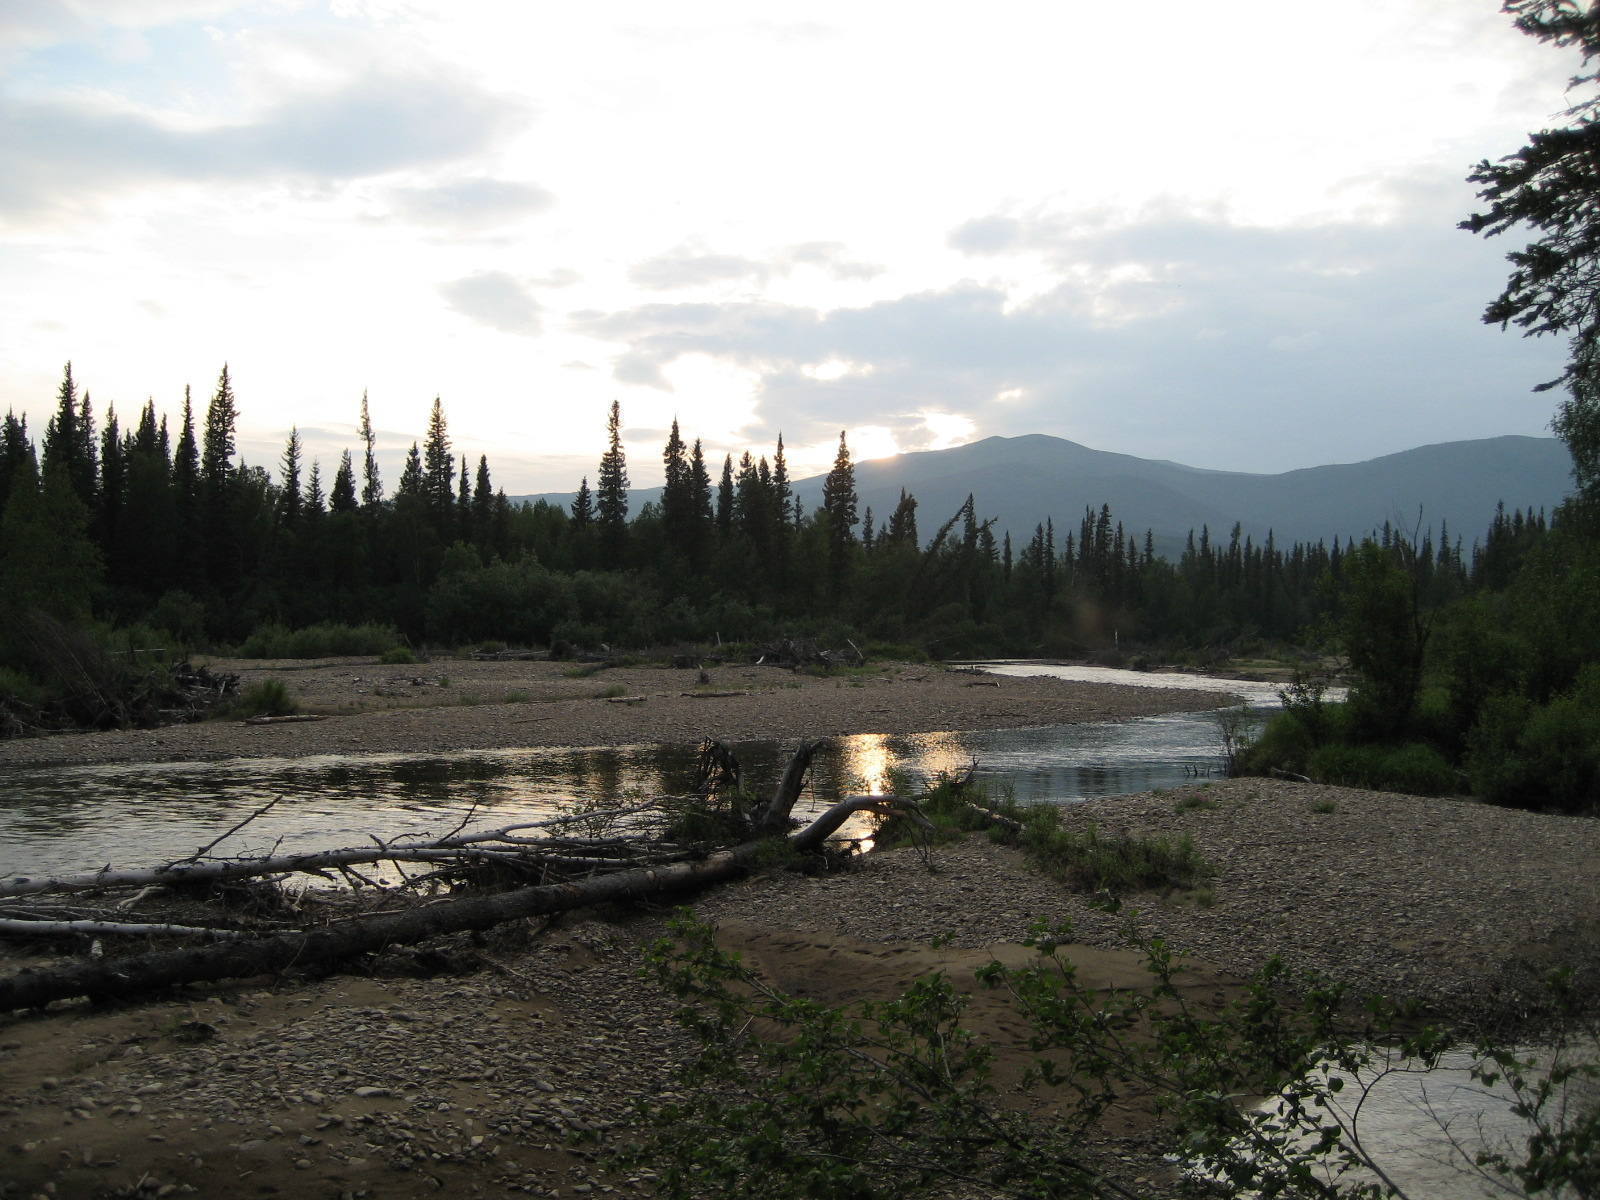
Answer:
[378,646,417,665]
[1468,667,1600,813]
[229,679,298,718]
[1306,741,1457,796]
[237,622,404,658]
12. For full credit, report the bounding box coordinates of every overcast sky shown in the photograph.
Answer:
[0,1,1581,492]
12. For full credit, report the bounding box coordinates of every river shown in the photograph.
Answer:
[0,662,1269,880]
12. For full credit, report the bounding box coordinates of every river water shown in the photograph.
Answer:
[0,662,1264,881]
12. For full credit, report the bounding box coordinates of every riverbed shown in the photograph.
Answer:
[0,658,1248,880]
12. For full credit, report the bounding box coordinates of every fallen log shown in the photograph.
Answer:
[0,793,904,1013]
[680,690,750,699]
[241,714,326,726]
[1,810,663,899]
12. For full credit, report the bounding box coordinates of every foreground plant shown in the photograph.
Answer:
[617,914,1599,1200]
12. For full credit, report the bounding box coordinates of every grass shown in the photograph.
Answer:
[877,776,1217,896]
[1019,811,1215,895]
[1310,799,1338,814]
[1175,793,1218,812]
[595,683,630,699]
[504,689,530,703]
[564,662,608,679]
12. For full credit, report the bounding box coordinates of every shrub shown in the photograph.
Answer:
[1020,809,1214,894]
[1306,741,1456,796]
[229,679,298,718]
[1468,667,1600,814]
[379,646,417,665]
[237,621,404,658]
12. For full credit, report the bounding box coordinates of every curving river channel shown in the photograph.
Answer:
[0,663,1277,882]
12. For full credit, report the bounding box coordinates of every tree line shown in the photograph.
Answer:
[0,362,1555,663]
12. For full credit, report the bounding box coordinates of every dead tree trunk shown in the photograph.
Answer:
[0,794,900,1013]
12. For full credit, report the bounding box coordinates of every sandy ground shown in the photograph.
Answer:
[1,660,1595,1199]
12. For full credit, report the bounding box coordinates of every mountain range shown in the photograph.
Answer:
[517,434,1575,558]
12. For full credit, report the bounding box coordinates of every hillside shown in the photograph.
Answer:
[517,434,1574,556]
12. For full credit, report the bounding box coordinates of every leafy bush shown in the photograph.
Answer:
[425,560,574,645]
[1306,741,1457,796]
[228,679,298,718]
[237,621,404,658]
[1468,667,1600,814]
[378,646,417,665]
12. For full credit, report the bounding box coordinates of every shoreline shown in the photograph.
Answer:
[0,656,1239,768]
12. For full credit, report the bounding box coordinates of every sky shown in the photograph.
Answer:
[0,0,1584,494]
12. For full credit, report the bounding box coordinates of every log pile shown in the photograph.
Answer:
[0,741,921,1013]
[751,637,865,670]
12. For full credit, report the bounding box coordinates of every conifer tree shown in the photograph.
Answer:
[97,405,125,554]
[596,400,630,565]
[471,455,493,551]
[688,437,714,571]
[330,451,358,513]
[571,477,594,528]
[42,363,98,507]
[0,413,34,517]
[201,366,238,490]
[422,396,454,531]
[822,430,858,596]
[305,460,325,517]
[359,391,382,508]
[278,428,303,526]
[716,454,734,540]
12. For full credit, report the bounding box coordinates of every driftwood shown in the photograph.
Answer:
[241,714,326,726]
[681,690,750,699]
[0,794,901,1013]
[0,741,918,1013]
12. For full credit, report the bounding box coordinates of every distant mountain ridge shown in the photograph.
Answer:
[515,434,1574,557]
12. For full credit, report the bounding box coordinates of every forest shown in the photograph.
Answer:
[0,360,1539,659]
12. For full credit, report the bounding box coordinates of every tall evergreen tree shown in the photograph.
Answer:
[716,454,734,541]
[201,365,238,490]
[330,451,358,513]
[0,413,34,517]
[278,428,303,526]
[821,430,858,597]
[422,396,454,532]
[305,460,326,517]
[42,363,97,506]
[359,391,382,508]
[596,400,630,565]
[571,476,594,529]
[471,455,494,551]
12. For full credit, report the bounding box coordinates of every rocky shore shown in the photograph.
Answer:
[1,659,1595,1199]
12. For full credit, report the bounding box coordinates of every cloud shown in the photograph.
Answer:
[440,271,542,336]
[627,239,882,291]
[387,176,554,228]
[579,202,1569,466]
[0,67,526,218]
[629,246,771,290]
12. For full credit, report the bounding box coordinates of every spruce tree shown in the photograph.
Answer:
[471,455,493,551]
[330,451,358,513]
[821,430,858,597]
[716,454,734,541]
[278,428,303,526]
[422,396,455,532]
[201,366,238,490]
[359,391,382,508]
[595,400,630,565]
[0,412,34,518]
[42,363,97,507]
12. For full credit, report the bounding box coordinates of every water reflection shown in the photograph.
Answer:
[0,663,1275,880]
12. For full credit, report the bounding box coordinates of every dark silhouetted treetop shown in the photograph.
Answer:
[423,396,454,525]
[596,399,629,561]
[330,450,357,513]
[359,390,382,508]
[201,365,237,488]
